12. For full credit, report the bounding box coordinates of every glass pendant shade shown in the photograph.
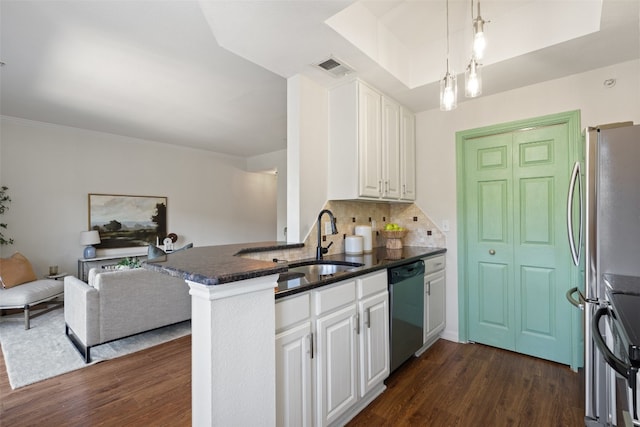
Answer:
[465,58,482,97]
[473,17,486,60]
[440,71,458,111]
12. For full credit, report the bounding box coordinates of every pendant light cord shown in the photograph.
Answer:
[446,0,450,71]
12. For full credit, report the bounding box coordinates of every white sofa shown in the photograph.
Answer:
[64,267,191,362]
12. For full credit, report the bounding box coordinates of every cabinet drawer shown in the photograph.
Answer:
[276,292,310,331]
[314,280,356,316]
[357,270,388,299]
[424,255,445,274]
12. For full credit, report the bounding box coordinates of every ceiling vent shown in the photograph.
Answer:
[315,56,354,78]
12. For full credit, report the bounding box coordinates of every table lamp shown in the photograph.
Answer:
[80,230,101,259]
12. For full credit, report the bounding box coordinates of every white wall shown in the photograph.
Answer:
[0,116,277,277]
[415,59,640,342]
[286,75,330,243]
[247,149,287,241]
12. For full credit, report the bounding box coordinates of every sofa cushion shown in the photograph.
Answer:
[0,279,63,306]
[0,252,38,289]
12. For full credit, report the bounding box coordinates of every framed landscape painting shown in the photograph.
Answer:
[88,194,167,249]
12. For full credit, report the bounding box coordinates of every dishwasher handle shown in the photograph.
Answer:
[389,260,425,284]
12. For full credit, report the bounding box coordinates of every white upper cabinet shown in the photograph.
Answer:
[357,82,382,198]
[329,79,416,201]
[400,107,416,201]
[381,97,401,199]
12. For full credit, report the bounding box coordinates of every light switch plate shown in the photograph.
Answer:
[324,221,332,235]
[442,220,450,232]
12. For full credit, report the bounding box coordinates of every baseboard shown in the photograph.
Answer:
[440,329,459,342]
[329,382,386,427]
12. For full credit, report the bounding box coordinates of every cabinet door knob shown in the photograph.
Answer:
[489,249,496,255]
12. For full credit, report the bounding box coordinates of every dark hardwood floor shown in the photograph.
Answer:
[0,335,583,426]
[0,335,193,426]
[349,340,584,426]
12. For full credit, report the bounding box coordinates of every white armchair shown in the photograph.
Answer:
[0,253,64,329]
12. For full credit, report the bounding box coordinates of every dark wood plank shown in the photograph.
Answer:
[1,336,583,426]
[349,340,584,427]
[0,335,192,426]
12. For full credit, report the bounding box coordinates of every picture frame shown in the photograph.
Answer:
[88,193,167,249]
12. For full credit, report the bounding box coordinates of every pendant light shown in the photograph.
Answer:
[440,0,457,111]
[464,0,486,98]
[465,0,482,98]
[472,0,486,60]
[465,57,482,97]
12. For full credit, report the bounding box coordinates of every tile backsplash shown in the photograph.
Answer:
[242,201,446,262]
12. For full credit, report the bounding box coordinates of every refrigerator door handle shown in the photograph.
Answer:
[565,286,584,310]
[567,161,583,266]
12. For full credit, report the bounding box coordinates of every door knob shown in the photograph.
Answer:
[489,249,496,255]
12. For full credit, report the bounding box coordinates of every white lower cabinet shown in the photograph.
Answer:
[276,322,313,427]
[423,255,446,349]
[276,293,313,427]
[358,284,389,397]
[315,303,359,425]
[276,270,389,427]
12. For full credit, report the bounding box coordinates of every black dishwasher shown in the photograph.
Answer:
[388,260,425,373]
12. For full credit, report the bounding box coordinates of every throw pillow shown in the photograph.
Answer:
[0,252,38,288]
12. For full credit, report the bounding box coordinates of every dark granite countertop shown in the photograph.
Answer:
[143,241,302,286]
[275,246,446,299]
[143,241,445,298]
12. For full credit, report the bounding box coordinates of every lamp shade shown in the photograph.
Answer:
[473,17,486,60]
[465,58,482,98]
[80,230,101,245]
[440,71,458,111]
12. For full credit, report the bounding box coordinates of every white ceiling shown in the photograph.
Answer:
[0,0,287,158]
[1,0,639,158]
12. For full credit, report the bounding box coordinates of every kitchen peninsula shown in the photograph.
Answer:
[145,242,445,426]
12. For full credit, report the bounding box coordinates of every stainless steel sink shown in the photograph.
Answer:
[288,260,365,268]
[279,260,365,282]
[277,271,306,282]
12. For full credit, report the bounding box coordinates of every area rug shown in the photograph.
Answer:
[0,308,191,389]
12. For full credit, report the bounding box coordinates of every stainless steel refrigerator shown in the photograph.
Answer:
[567,123,640,426]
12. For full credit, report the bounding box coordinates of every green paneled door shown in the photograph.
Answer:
[463,122,573,365]
[466,133,515,350]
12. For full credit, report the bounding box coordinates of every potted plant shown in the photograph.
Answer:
[116,257,142,269]
[0,186,14,246]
